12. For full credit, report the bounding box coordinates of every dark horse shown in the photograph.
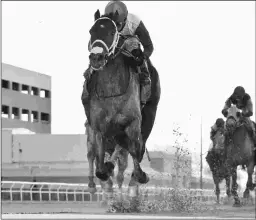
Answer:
[207,106,256,206]
[82,10,161,196]
[224,106,256,206]
[206,129,232,204]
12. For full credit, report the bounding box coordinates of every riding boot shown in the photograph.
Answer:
[138,60,151,107]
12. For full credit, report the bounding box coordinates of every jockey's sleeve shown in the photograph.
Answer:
[222,97,232,112]
[134,21,154,58]
[243,98,253,117]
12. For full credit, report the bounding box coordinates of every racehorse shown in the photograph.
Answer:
[224,105,256,206]
[82,9,161,196]
[206,129,232,204]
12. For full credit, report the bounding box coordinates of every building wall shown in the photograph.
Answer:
[1,63,51,133]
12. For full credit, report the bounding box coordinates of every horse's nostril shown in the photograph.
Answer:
[98,54,104,60]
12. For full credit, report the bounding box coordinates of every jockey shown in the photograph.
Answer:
[104,0,153,106]
[210,118,225,147]
[221,86,256,144]
[82,0,153,111]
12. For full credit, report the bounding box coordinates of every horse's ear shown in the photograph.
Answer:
[94,9,101,21]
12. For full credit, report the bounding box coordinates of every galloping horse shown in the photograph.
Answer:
[224,105,256,206]
[82,9,161,196]
[206,129,232,204]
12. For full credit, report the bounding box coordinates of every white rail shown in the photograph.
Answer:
[1,181,225,203]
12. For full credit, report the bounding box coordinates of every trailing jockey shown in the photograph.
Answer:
[210,118,225,148]
[221,86,256,147]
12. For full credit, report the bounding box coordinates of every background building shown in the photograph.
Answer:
[1,63,51,133]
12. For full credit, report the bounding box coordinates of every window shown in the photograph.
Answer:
[45,90,50,98]
[2,80,10,89]
[41,112,50,123]
[11,107,20,119]
[31,87,39,96]
[31,111,39,122]
[2,105,9,118]
[21,109,29,121]
[40,89,51,98]
[21,84,30,94]
[12,82,20,91]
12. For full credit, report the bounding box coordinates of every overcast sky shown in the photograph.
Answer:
[2,1,255,159]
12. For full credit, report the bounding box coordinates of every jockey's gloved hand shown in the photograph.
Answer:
[131,49,144,66]
[222,109,228,117]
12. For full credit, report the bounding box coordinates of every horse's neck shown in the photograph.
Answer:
[95,55,131,96]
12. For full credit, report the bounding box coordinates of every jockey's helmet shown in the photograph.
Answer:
[232,86,245,100]
[105,0,128,30]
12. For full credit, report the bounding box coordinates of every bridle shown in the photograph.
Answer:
[88,17,140,71]
[89,17,120,71]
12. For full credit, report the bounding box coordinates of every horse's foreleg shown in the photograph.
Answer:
[87,140,97,193]
[243,160,255,198]
[125,118,149,185]
[85,122,97,193]
[231,167,241,207]
[116,149,129,199]
[95,133,109,181]
[213,176,221,204]
[225,176,231,198]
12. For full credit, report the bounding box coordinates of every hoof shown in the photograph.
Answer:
[105,162,115,175]
[96,171,109,181]
[87,187,97,194]
[137,172,149,184]
[128,185,139,198]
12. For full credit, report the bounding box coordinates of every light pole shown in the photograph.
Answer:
[200,116,203,189]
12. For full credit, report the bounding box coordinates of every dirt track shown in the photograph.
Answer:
[2,201,255,219]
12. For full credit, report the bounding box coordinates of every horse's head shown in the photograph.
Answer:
[225,105,241,133]
[88,9,120,71]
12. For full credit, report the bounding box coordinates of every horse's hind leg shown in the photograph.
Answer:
[224,176,232,204]
[104,144,122,176]
[231,167,241,207]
